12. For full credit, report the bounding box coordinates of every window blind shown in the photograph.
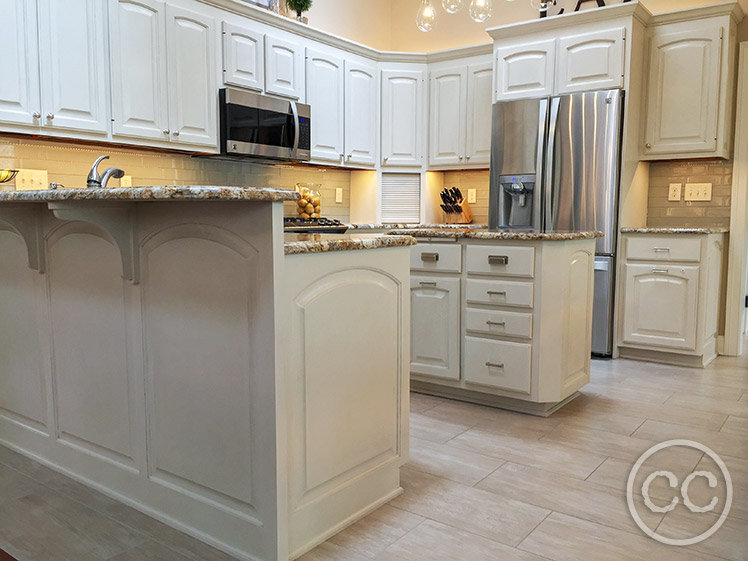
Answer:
[381,173,421,224]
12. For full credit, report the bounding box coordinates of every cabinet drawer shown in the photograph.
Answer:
[411,243,462,273]
[464,336,531,394]
[465,279,534,308]
[465,309,533,339]
[625,236,701,262]
[466,245,535,277]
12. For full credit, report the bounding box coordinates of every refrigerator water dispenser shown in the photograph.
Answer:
[497,174,537,229]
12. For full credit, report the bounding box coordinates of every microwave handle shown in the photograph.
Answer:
[291,101,300,153]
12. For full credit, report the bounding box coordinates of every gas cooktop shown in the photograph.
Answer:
[284,217,349,234]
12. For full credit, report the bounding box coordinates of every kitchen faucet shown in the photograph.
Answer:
[86,155,125,189]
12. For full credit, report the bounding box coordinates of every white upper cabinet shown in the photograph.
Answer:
[37,0,109,134]
[306,48,345,164]
[465,62,493,166]
[555,27,625,94]
[643,17,729,158]
[110,0,169,142]
[166,5,217,148]
[429,66,467,167]
[344,60,378,167]
[0,0,40,127]
[222,21,264,91]
[265,34,305,101]
[494,39,555,101]
[381,68,425,168]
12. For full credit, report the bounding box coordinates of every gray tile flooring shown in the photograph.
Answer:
[1,347,747,560]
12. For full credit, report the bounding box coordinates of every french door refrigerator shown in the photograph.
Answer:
[489,89,624,356]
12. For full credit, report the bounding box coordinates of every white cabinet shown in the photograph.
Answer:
[556,27,625,94]
[222,21,264,91]
[306,48,345,164]
[110,0,217,149]
[344,60,378,167]
[619,233,725,367]
[381,68,425,168]
[643,17,732,158]
[494,39,555,101]
[465,62,493,166]
[265,34,305,101]
[411,276,461,381]
[0,0,108,134]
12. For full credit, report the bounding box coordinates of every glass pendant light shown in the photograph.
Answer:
[416,0,436,32]
[469,0,492,23]
[442,0,465,14]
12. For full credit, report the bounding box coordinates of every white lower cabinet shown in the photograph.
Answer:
[618,233,724,366]
[409,237,597,414]
[410,276,461,380]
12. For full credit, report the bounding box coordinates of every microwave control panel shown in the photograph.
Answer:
[298,117,311,151]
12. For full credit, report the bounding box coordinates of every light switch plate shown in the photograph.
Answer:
[120,175,133,187]
[668,183,682,201]
[335,187,343,203]
[467,189,477,204]
[14,169,48,191]
[685,183,712,202]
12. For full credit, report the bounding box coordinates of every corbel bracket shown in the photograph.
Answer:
[0,204,45,273]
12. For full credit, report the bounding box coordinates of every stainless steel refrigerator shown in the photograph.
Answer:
[489,89,624,356]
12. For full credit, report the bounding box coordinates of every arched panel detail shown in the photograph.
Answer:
[0,206,45,273]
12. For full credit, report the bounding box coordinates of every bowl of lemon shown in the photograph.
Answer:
[0,170,19,184]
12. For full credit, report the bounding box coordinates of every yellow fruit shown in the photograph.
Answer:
[310,195,320,205]
[0,170,11,182]
[298,198,308,207]
[305,203,314,214]
[300,212,310,219]
[313,205,320,213]
[311,212,320,218]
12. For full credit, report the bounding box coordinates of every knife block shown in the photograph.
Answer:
[444,200,473,224]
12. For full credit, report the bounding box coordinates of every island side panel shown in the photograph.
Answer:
[284,247,410,559]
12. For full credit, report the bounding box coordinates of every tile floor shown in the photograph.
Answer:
[1,349,746,561]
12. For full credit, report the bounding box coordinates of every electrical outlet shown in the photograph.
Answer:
[685,183,712,202]
[335,187,343,203]
[120,175,133,187]
[467,189,477,204]
[668,183,682,201]
[14,169,49,191]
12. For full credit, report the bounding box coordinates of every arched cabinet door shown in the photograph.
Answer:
[494,39,555,101]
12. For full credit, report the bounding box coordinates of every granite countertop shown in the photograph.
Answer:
[285,233,416,255]
[387,228,603,241]
[348,223,485,230]
[0,186,300,203]
[621,227,729,235]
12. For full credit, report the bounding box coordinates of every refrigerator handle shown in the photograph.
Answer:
[545,97,560,232]
[535,99,549,231]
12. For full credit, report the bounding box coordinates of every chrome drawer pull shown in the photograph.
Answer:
[486,321,506,327]
[421,252,439,262]
[487,290,506,296]
[653,247,671,253]
[651,268,669,274]
[488,255,509,265]
[485,361,504,368]
[420,281,437,287]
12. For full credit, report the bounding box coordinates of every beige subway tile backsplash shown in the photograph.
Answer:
[443,170,490,225]
[0,136,352,222]
[647,159,732,229]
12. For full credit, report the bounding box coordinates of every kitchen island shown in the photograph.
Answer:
[0,187,414,561]
[390,228,602,416]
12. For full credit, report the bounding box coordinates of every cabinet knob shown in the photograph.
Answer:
[383,157,388,163]
[645,143,652,149]
[466,155,471,160]
[346,154,352,160]
[46,113,54,120]
[459,155,463,160]
[163,129,170,135]
[173,130,180,137]
[32,112,41,119]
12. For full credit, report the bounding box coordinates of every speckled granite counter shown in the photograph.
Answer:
[621,227,729,235]
[348,223,485,230]
[388,228,603,241]
[285,233,416,255]
[0,186,300,203]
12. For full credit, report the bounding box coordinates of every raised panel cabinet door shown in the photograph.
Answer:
[38,0,109,134]
[410,276,460,381]
[381,69,424,167]
[344,60,378,167]
[0,0,40,127]
[556,27,625,94]
[110,0,170,142]
[264,34,304,100]
[429,66,467,167]
[222,21,264,91]
[465,62,493,165]
[306,48,344,164]
[644,23,723,155]
[166,4,218,149]
[494,39,555,101]
[622,263,699,350]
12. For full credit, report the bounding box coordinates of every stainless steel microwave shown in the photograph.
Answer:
[219,88,311,162]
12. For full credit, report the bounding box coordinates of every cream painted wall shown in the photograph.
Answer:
[308,0,748,52]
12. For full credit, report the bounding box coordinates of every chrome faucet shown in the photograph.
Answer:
[86,155,125,189]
